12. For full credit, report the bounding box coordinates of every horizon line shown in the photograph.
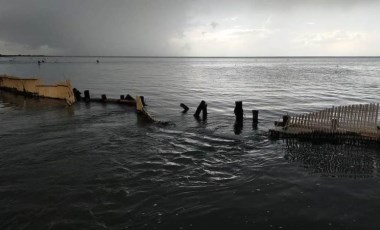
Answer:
[1,54,380,58]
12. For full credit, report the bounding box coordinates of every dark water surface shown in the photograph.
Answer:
[1,57,380,229]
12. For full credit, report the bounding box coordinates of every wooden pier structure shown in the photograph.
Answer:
[2,75,380,140]
[270,103,380,142]
[0,75,138,107]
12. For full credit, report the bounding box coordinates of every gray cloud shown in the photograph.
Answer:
[0,0,379,56]
[0,0,191,55]
[210,22,219,29]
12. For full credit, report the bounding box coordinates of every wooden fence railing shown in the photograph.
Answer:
[286,103,379,134]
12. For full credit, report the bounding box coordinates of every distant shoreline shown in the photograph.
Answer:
[1,55,380,58]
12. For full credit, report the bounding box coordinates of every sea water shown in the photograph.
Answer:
[1,57,380,229]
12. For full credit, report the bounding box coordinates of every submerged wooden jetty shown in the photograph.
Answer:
[0,75,138,107]
[270,103,380,143]
[74,89,136,106]
[0,76,165,124]
[0,75,75,105]
[2,75,379,138]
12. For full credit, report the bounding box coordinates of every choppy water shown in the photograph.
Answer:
[1,57,380,229]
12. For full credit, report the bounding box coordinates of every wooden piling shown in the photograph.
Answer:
[84,90,90,102]
[252,110,259,123]
[180,103,189,113]
[332,118,338,131]
[234,121,243,134]
[126,94,134,100]
[194,100,207,118]
[234,101,243,123]
[283,115,290,126]
[136,96,155,123]
[136,96,144,112]
[73,88,82,101]
[101,94,107,102]
[120,95,125,100]
[140,96,147,106]
[202,103,208,120]
[275,115,290,127]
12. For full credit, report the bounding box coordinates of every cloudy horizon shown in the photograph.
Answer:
[1,0,379,56]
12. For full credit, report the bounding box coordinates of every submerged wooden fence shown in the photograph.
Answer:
[272,103,380,142]
[286,103,379,134]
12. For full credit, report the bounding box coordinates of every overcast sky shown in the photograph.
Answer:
[0,0,379,56]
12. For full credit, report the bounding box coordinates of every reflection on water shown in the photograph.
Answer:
[233,121,243,135]
[284,138,380,178]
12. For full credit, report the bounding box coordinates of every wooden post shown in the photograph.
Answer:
[306,113,311,129]
[369,103,373,130]
[136,96,144,112]
[310,112,314,128]
[376,103,379,126]
[140,96,147,106]
[234,121,243,134]
[73,88,82,101]
[202,103,207,120]
[126,94,134,100]
[84,90,90,102]
[283,115,290,126]
[337,107,341,131]
[300,115,305,128]
[252,110,259,124]
[358,104,362,131]
[347,105,351,130]
[234,101,243,123]
[101,94,107,102]
[136,96,155,123]
[340,106,344,130]
[120,95,125,100]
[180,103,189,113]
[353,105,359,132]
[194,100,206,118]
[332,118,338,131]
[370,103,374,131]
[344,106,350,130]
[373,103,377,128]
[372,103,377,130]
[362,104,367,131]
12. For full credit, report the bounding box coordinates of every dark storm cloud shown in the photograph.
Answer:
[0,0,191,55]
[0,0,378,55]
